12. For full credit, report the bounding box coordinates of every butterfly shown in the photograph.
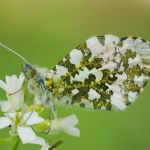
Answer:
[1,34,150,113]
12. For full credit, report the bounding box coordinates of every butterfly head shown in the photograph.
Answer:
[22,63,45,98]
[22,63,37,80]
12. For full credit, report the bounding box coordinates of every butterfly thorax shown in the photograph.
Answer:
[22,63,53,104]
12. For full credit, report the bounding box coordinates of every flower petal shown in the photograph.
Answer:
[61,115,80,137]
[18,73,25,87]
[18,126,48,148]
[51,119,60,133]
[51,114,80,137]
[61,114,79,127]
[0,74,25,111]
[0,80,8,91]
[6,75,17,92]
[17,127,37,144]
[5,112,18,119]
[6,74,24,93]
[0,101,12,112]
[28,136,46,146]
[41,143,49,150]
[8,90,24,111]
[23,112,44,126]
[0,117,12,129]
[63,127,80,137]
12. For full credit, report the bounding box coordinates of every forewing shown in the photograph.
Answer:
[45,35,150,110]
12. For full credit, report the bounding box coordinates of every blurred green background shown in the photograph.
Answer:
[0,0,150,149]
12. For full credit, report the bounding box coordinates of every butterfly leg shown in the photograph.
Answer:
[43,97,57,134]
[49,96,57,119]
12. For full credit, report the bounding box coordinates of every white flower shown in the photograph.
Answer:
[0,73,80,150]
[0,111,48,147]
[0,73,51,149]
[0,73,25,112]
[51,114,80,137]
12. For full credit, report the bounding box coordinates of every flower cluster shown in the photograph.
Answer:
[0,74,80,150]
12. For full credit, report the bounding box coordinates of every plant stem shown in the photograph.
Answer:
[12,137,20,150]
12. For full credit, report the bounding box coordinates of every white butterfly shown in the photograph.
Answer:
[1,34,150,113]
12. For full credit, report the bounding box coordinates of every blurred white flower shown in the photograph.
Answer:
[0,73,80,150]
[0,73,50,149]
[51,114,80,137]
[0,111,48,148]
[0,73,25,112]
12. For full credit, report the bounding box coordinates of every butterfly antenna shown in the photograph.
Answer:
[0,42,30,64]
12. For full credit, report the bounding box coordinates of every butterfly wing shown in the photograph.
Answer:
[45,35,150,110]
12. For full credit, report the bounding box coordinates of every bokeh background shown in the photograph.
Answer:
[0,0,150,149]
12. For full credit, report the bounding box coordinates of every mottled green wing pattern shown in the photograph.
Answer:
[45,35,150,110]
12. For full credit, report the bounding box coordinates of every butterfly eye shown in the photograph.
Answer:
[22,63,37,80]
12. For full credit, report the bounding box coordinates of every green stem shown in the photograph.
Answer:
[12,137,20,150]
